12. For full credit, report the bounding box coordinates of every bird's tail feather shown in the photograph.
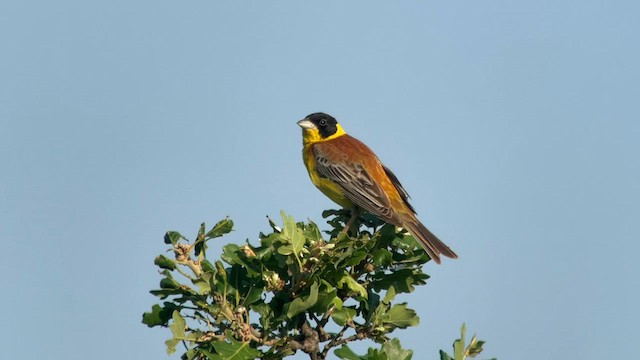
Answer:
[404,219,457,264]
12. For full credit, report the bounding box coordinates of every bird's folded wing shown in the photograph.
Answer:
[382,165,416,214]
[312,144,396,222]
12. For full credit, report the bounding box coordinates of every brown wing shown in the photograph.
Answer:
[382,165,416,214]
[312,135,401,223]
[313,135,457,264]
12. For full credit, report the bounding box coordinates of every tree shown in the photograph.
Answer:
[142,210,494,360]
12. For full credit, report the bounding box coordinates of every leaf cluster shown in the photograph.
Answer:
[142,210,492,360]
[439,323,496,360]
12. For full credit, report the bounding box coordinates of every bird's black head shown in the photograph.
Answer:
[305,112,339,138]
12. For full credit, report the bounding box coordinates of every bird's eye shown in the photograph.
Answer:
[319,119,327,126]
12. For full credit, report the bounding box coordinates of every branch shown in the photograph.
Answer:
[316,305,336,330]
[173,242,202,277]
[288,321,320,360]
[320,323,362,358]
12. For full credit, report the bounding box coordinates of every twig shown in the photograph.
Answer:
[320,324,354,358]
[317,305,335,330]
[321,334,359,358]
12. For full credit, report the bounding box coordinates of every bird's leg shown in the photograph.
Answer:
[341,207,360,234]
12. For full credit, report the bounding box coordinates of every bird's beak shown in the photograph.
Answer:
[297,119,316,130]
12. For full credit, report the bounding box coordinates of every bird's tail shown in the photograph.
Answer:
[403,219,457,264]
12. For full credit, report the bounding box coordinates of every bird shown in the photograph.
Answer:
[297,112,457,264]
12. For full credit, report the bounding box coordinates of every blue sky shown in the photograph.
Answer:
[1,1,638,359]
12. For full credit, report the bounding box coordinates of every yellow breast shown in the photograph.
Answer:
[302,144,354,209]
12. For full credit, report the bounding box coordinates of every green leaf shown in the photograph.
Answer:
[359,212,386,228]
[441,324,494,360]
[165,310,187,354]
[279,211,306,259]
[251,302,272,330]
[184,348,197,360]
[343,250,368,266]
[201,259,216,273]
[142,303,179,327]
[453,323,466,360]
[303,220,324,242]
[372,249,393,266]
[371,269,428,294]
[363,289,381,323]
[206,217,234,239]
[267,215,282,232]
[221,244,260,277]
[215,261,227,284]
[382,303,419,329]
[192,272,212,294]
[383,286,397,304]
[165,337,179,356]
[377,224,398,245]
[159,276,181,290]
[210,336,261,360]
[286,281,320,318]
[142,304,165,327]
[439,350,454,360]
[164,231,183,245]
[154,255,176,270]
[169,310,186,338]
[243,285,264,306]
[467,337,486,358]
[332,306,357,326]
[198,349,217,358]
[149,288,184,299]
[332,242,357,267]
[338,273,367,298]
[334,344,364,360]
[381,338,413,360]
[322,208,345,219]
[364,348,387,360]
[311,282,338,313]
[152,271,193,297]
[198,222,206,238]
[194,222,207,256]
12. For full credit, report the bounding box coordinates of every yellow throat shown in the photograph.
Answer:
[300,123,346,146]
